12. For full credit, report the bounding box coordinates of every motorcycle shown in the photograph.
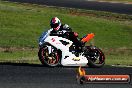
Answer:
[38,29,105,67]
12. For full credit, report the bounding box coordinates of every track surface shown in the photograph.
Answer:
[0,63,132,88]
[2,0,132,15]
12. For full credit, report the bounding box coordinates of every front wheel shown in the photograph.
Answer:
[84,46,105,68]
[38,44,60,67]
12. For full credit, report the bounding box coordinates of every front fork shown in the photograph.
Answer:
[47,46,52,54]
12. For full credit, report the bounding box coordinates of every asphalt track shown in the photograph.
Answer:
[0,63,132,88]
[2,0,132,15]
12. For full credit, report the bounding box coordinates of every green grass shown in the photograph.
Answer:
[104,48,132,65]
[0,49,40,64]
[106,55,132,66]
[0,1,132,65]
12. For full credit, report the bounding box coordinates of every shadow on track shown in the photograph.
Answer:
[0,62,112,69]
[0,62,87,69]
[0,62,81,68]
[0,62,45,67]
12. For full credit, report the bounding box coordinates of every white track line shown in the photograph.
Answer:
[85,0,132,4]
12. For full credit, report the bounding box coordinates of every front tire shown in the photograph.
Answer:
[38,44,60,67]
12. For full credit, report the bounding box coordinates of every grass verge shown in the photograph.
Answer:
[0,48,40,64]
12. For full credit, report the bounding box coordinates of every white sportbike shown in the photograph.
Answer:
[38,29,105,67]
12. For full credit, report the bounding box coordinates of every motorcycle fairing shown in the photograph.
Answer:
[40,34,88,66]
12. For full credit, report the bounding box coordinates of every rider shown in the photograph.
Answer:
[49,17,83,55]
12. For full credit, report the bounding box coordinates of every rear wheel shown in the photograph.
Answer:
[84,46,105,68]
[38,44,60,67]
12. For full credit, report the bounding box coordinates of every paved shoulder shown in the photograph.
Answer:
[2,0,132,15]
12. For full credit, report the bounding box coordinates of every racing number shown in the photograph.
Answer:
[51,38,55,42]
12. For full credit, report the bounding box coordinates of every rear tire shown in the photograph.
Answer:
[84,46,105,68]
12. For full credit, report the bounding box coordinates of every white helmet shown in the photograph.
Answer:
[50,17,61,31]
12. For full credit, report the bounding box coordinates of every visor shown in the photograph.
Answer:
[50,23,59,28]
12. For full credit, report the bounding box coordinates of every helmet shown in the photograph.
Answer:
[50,17,61,31]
